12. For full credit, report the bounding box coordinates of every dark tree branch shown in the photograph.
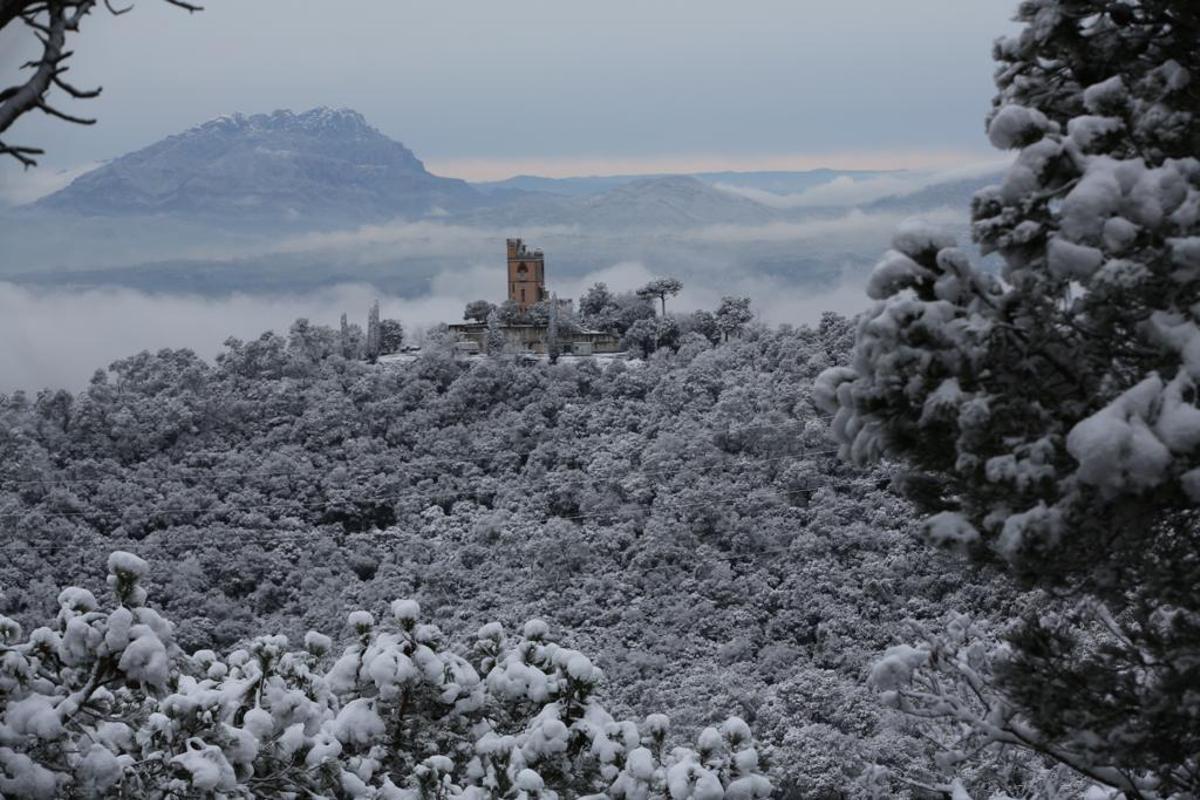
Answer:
[36,99,95,124]
[0,0,202,167]
[0,1,70,166]
[53,70,102,100]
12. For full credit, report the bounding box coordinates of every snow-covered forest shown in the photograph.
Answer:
[1,0,1198,798]
[3,315,1005,797]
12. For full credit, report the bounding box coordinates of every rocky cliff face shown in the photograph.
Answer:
[37,108,479,222]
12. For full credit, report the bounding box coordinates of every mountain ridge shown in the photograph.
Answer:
[36,107,480,222]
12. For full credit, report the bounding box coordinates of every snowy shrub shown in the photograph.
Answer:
[0,551,771,799]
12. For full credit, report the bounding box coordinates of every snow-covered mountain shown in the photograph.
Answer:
[35,107,480,222]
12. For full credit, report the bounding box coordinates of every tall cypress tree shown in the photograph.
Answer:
[485,309,507,357]
[366,301,381,363]
[547,293,562,364]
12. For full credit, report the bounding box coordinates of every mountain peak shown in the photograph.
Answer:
[36,108,478,222]
[190,107,374,137]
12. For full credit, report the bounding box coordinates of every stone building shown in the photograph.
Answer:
[447,323,620,356]
[449,239,621,356]
[507,238,547,311]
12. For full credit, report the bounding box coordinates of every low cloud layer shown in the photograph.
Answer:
[0,162,102,207]
[1,203,972,391]
[688,207,963,244]
[0,260,882,393]
[0,283,457,392]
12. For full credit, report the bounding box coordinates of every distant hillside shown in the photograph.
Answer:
[35,108,480,223]
[464,175,780,229]
[473,168,892,197]
[865,172,1002,213]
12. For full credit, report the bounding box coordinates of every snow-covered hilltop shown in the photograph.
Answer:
[36,107,480,222]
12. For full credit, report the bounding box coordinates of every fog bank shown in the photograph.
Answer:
[0,263,877,392]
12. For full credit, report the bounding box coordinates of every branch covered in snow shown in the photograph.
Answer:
[867,610,1170,800]
[0,551,771,799]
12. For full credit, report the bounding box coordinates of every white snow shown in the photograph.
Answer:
[867,644,928,692]
[171,740,237,792]
[348,610,375,631]
[1047,237,1104,280]
[566,653,595,682]
[1067,116,1124,151]
[1066,376,1173,497]
[522,620,549,640]
[987,104,1054,149]
[924,512,980,549]
[6,695,64,740]
[1102,217,1140,253]
[117,626,170,688]
[1082,76,1128,114]
[333,698,386,747]
[304,630,332,655]
[390,599,420,624]
[516,768,545,792]
[1060,159,1122,243]
[106,551,148,579]
[719,716,751,745]
[627,747,655,780]
[866,251,932,300]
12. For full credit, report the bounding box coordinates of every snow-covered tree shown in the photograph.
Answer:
[485,309,507,357]
[715,297,753,342]
[637,277,684,316]
[620,318,660,358]
[379,319,404,355]
[579,282,614,318]
[578,285,655,335]
[0,314,1028,797]
[681,310,722,345]
[496,300,527,326]
[546,294,562,364]
[365,301,382,363]
[817,0,1200,793]
[463,300,495,324]
[340,313,354,360]
[0,551,771,799]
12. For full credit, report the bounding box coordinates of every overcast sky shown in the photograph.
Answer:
[1,0,1017,188]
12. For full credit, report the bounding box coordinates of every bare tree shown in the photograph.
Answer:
[0,0,201,167]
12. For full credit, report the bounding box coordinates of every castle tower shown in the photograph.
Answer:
[507,238,546,312]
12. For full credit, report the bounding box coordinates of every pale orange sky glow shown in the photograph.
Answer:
[424,148,998,182]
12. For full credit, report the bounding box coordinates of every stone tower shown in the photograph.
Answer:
[507,238,546,312]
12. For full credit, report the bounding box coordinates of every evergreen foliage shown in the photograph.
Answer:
[817,1,1200,793]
